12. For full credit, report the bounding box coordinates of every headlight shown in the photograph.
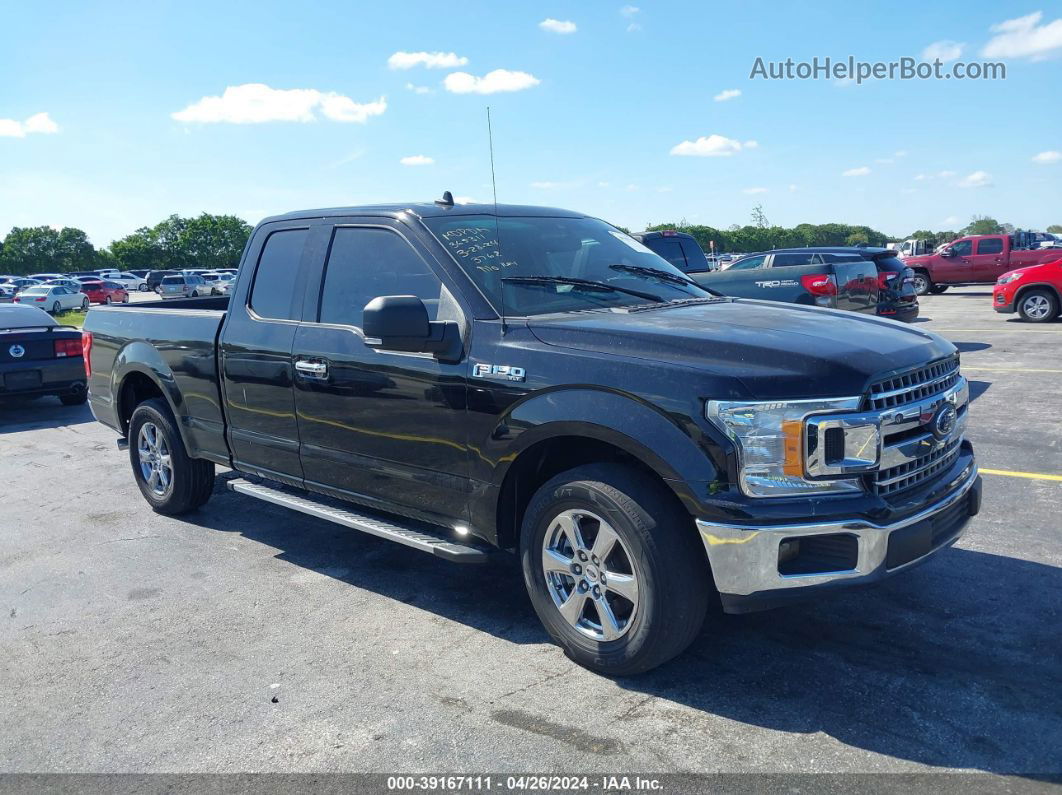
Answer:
[706,398,871,498]
[997,273,1022,284]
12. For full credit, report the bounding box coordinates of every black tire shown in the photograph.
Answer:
[80,297,89,310]
[139,284,149,292]
[51,301,61,314]
[128,397,214,515]
[59,390,87,406]
[191,290,199,298]
[929,284,949,294]
[520,463,710,675]
[1017,288,1059,323]
[105,295,113,305]
[911,271,932,296]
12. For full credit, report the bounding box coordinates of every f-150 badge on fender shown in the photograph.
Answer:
[473,363,526,382]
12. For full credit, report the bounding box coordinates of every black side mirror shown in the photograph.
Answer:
[363,295,461,362]
[939,248,954,258]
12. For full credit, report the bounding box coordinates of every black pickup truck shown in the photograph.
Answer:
[84,199,981,674]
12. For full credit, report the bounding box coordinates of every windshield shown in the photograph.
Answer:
[422,215,713,316]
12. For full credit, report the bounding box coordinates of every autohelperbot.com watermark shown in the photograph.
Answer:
[750,55,1006,84]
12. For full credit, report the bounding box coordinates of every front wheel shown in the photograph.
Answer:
[139,284,149,292]
[51,301,61,314]
[911,272,932,296]
[520,464,710,675]
[81,297,89,310]
[105,295,113,305]
[1017,289,1059,323]
[128,398,215,515]
[929,284,949,294]
[190,290,199,298]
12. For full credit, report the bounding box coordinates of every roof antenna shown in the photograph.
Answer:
[487,105,508,334]
[435,190,454,207]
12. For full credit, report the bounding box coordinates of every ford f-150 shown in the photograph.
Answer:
[84,198,981,674]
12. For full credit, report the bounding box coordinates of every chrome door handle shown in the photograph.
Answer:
[294,359,328,378]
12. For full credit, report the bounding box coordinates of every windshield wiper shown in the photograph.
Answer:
[608,263,722,295]
[501,275,666,303]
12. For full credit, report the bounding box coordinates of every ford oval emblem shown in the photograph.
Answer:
[931,403,958,441]
[9,344,25,358]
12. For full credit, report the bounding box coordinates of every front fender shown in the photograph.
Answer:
[479,387,722,512]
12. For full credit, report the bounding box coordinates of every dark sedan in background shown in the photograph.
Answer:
[0,304,88,405]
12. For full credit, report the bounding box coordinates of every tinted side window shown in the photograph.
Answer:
[950,240,972,256]
[977,237,1004,255]
[319,227,442,329]
[679,240,710,272]
[772,253,816,267]
[729,255,766,270]
[647,239,686,270]
[250,228,308,320]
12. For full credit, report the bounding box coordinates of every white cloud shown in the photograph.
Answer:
[400,155,434,166]
[875,158,894,164]
[620,5,639,16]
[405,82,432,94]
[670,134,757,157]
[1032,150,1061,163]
[788,184,798,192]
[941,215,960,226]
[172,83,386,124]
[625,184,639,192]
[388,51,468,70]
[539,18,577,34]
[742,187,768,194]
[842,166,871,177]
[0,111,59,138]
[958,170,992,188]
[656,186,673,193]
[938,170,956,178]
[713,89,741,102]
[922,40,965,62]
[444,69,540,94]
[894,150,908,157]
[597,181,611,188]
[981,11,1062,60]
[626,23,642,32]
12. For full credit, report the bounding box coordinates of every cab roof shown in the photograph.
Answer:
[260,202,586,226]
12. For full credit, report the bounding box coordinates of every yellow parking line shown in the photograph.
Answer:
[962,366,1062,374]
[980,468,1062,482]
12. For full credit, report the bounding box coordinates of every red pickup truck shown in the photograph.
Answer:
[993,257,1062,323]
[905,233,1060,296]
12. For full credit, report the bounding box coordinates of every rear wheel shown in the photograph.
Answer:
[139,284,149,292]
[191,290,199,298]
[128,398,214,515]
[122,293,129,303]
[929,284,949,294]
[911,271,932,296]
[80,297,89,310]
[1017,289,1059,323]
[105,295,113,305]
[51,301,61,314]
[520,463,709,675]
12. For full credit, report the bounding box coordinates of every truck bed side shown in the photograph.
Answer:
[84,297,230,465]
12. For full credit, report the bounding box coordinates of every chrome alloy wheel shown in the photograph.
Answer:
[541,509,640,641]
[1022,294,1051,320]
[137,422,173,497]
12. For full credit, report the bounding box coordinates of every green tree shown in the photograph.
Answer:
[1046,224,1062,234]
[0,226,97,275]
[750,204,769,229]
[110,213,251,271]
[962,215,1003,236]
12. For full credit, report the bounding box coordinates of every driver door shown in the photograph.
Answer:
[292,220,472,528]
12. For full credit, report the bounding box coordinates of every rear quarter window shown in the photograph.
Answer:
[249,228,309,320]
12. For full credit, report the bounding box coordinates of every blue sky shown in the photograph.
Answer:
[2,0,1060,247]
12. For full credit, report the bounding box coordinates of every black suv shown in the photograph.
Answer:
[702,247,918,321]
[145,270,179,292]
[632,230,714,273]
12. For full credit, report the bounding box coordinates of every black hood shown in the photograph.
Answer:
[527,299,956,400]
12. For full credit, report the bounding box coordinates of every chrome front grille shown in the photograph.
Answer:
[871,437,963,496]
[868,355,961,411]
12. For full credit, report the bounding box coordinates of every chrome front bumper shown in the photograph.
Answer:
[697,463,980,611]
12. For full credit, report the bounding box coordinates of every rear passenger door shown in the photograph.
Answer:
[291,220,472,528]
[969,236,1006,281]
[219,223,317,486]
[692,254,769,296]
